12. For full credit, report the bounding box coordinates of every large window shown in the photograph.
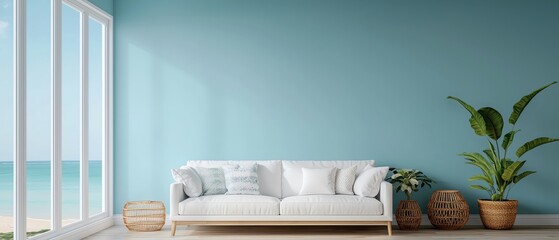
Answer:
[7,0,112,239]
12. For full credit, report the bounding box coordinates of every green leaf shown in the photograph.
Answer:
[468,174,493,186]
[484,141,501,170]
[513,171,536,184]
[470,185,490,191]
[467,118,486,136]
[460,152,493,177]
[483,149,497,166]
[509,81,557,125]
[448,96,487,136]
[516,137,559,158]
[466,162,492,179]
[502,130,520,151]
[478,107,504,141]
[501,158,513,168]
[502,161,525,181]
[491,193,503,201]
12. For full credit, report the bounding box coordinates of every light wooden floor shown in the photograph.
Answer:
[84,225,559,239]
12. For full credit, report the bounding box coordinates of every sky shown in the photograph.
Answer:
[0,0,103,161]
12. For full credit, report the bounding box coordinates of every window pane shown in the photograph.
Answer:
[61,3,80,226]
[88,17,103,217]
[0,0,13,236]
[26,0,51,235]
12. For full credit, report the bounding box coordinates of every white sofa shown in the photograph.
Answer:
[169,160,393,236]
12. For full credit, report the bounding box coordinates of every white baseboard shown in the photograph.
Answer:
[416,214,559,226]
[503,214,559,225]
[112,214,559,226]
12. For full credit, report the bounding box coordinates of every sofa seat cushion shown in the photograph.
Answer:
[280,195,383,215]
[179,195,280,215]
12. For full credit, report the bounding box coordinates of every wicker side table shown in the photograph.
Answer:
[427,190,469,230]
[123,201,166,231]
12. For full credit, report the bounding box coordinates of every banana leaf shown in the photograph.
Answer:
[478,107,504,141]
[468,174,493,186]
[516,137,559,158]
[461,152,493,177]
[502,161,525,181]
[513,171,536,184]
[502,130,520,151]
[509,81,557,125]
[448,96,487,136]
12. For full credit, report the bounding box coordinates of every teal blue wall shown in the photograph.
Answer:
[113,0,559,214]
[88,0,113,15]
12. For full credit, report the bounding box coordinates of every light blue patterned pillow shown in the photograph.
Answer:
[223,164,260,195]
[192,167,227,195]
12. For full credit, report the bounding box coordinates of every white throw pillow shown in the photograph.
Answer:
[336,165,357,195]
[171,167,203,197]
[299,167,336,195]
[223,164,260,195]
[353,165,389,198]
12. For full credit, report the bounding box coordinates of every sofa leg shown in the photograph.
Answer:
[171,221,177,236]
[387,221,392,236]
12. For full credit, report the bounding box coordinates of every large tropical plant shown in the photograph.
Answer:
[448,81,558,201]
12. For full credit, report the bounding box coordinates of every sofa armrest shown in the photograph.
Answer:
[170,182,187,218]
[379,181,393,218]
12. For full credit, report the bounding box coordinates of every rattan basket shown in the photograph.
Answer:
[123,201,166,231]
[427,190,469,230]
[395,200,422,230]
[478,199,517,230]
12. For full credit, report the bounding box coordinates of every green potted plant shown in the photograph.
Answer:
[447,81,558,230]
[386,168,434,230]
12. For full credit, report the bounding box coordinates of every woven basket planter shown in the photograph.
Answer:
[123,201,166,231]
[395,200,422,230]
[478,199,517,230]
[427,190,469,230]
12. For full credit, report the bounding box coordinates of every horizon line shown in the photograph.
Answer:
[0,160,102,162]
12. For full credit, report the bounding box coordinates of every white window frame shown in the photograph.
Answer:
[12,0,113,239]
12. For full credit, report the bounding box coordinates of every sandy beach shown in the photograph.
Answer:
[0,216,77,233]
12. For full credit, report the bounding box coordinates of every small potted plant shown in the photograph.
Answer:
[386,168,434,230]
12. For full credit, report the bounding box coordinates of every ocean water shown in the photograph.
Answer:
[0,161,102,220]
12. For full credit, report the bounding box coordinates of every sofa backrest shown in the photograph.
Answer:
[184,160,377,199]
[186,160,282,198]
[281,160,375,198]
